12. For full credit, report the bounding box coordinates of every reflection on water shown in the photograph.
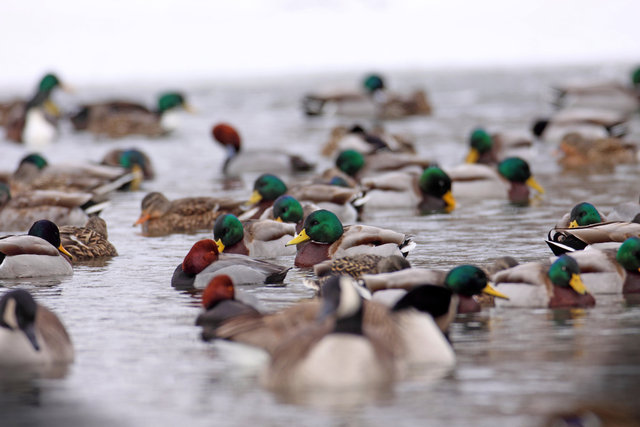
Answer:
[0,64,639,426]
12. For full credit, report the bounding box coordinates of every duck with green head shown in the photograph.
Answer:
[4,73,69,147]
[334,148,432,182]
[259,195,319,233]
[497,157,545,205]
[241,174,288,220]
[213,213,296,257]
[70,92,194,138]
[212,123,314,176]
[286,209,413,268]
[465,128,498,165]
[555,202,606,229]
[492,255,595,308]
[101,148,155,184]
[0,219,73,278]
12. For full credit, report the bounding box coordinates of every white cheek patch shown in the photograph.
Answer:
[337,277,362,318]
[3,298,18,329]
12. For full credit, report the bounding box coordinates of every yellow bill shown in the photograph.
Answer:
[182,102,197,114]
[569,220,579,228]
[215,239,225,253]
[569,273,587,295]
[130,164,144,191]
[43,99,61,117]
[286,229,310,246]
[246,190,262,206]
[482,283,509,300]
[443,190,456,211]
[275,217,283,223]
[526,176,545,194]
[58,244,73,259]
[465,148,479,164]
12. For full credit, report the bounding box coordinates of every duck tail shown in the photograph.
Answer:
[399,238,416,257]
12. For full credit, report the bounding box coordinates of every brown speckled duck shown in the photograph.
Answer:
[59,216,118,262]
[134,192,244,237]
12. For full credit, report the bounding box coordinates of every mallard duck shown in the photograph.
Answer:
[361,166,456,213]
[313,254,411,281]
[285,209,413,268]
[0,289,74,367]
[212,123,314,176]
[555,202,607,229]
[532,107,629,144]
[302,73,432,119]
[556,133,637,171]
[546,221,640,255]
[100,148,154,188]
[447,157,545,204]
[239,174,288,220]
[361,265,509,324]
[464,127,533,165]
[320,124,416,157]
[552,237,640,294]
[258,195,319,232]
[492,255,595,308]
[0,183,94,231]
[3,73,69,148]
[134,192,243,237]
[69,92,194,138]
[213,213,296,257]
[0,219,73,278]
[171,239,290,289]
[332,149,432,181]
[59,216,118,262]
[287,183,366,224]
[10,153,139,200]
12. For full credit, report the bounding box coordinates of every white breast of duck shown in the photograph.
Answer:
[493,263,549,308]
[23,109,57,149]
[0,236,73,278]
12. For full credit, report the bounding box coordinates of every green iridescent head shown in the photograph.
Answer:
[0,182,11,206]
[419,167,452,198]
[444,265,488,297]
[253,174,287,202]
[119,149,146,169]
[272,195,304,223]
[301,209,344,244]
[363,74,385,93]
[616,237,640,273]
[548,255,585,294]
[632,67,640,87]
[470,128,493,154]
[498,157,532,182]
[38,73,61,93]
[336,150,365,177]
[213,214,244,252]
[569,202,602,227]
[157,92,186,113]
[20,153,48,170]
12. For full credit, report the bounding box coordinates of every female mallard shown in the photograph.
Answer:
[212,123,314,176]
[361,166,456,213]
[0,289,74,367]
[0,219,73,278]
[492,255,595,308]
[285,209,414,268]
[100,148,154,189]
[320,124,416,157]
[546,221,640,255]
[171,239,290,290]
[4,73,69,148]
[447,157,544,204]
[0,183,94,231]
[134,192,243,237]
[10,153,139,199]
[213,213,296,257]
[59,216,118,262]
[556,133,637,171]
[69,92,194,138]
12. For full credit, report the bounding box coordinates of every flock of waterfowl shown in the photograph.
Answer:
[0,68,639,400]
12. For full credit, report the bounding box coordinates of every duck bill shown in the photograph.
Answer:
[134,213,151,226]
[569,220,579,228]
[569,273,587,295]
[182,102,197,114]
[58,244,73,259]
[443,190,456,211]
[526,176,545,194]
[465,148,479,164]
[246,190,262,206]
[275,217,283,223]
[130,164,144,191]
[60,82,75,94]
[215,239,225,253]
[286,229,310,246]
[23,324,40,352]
[482,283,509,300]
[43,99,61,117]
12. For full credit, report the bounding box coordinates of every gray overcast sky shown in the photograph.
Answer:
[1,0,638,87]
